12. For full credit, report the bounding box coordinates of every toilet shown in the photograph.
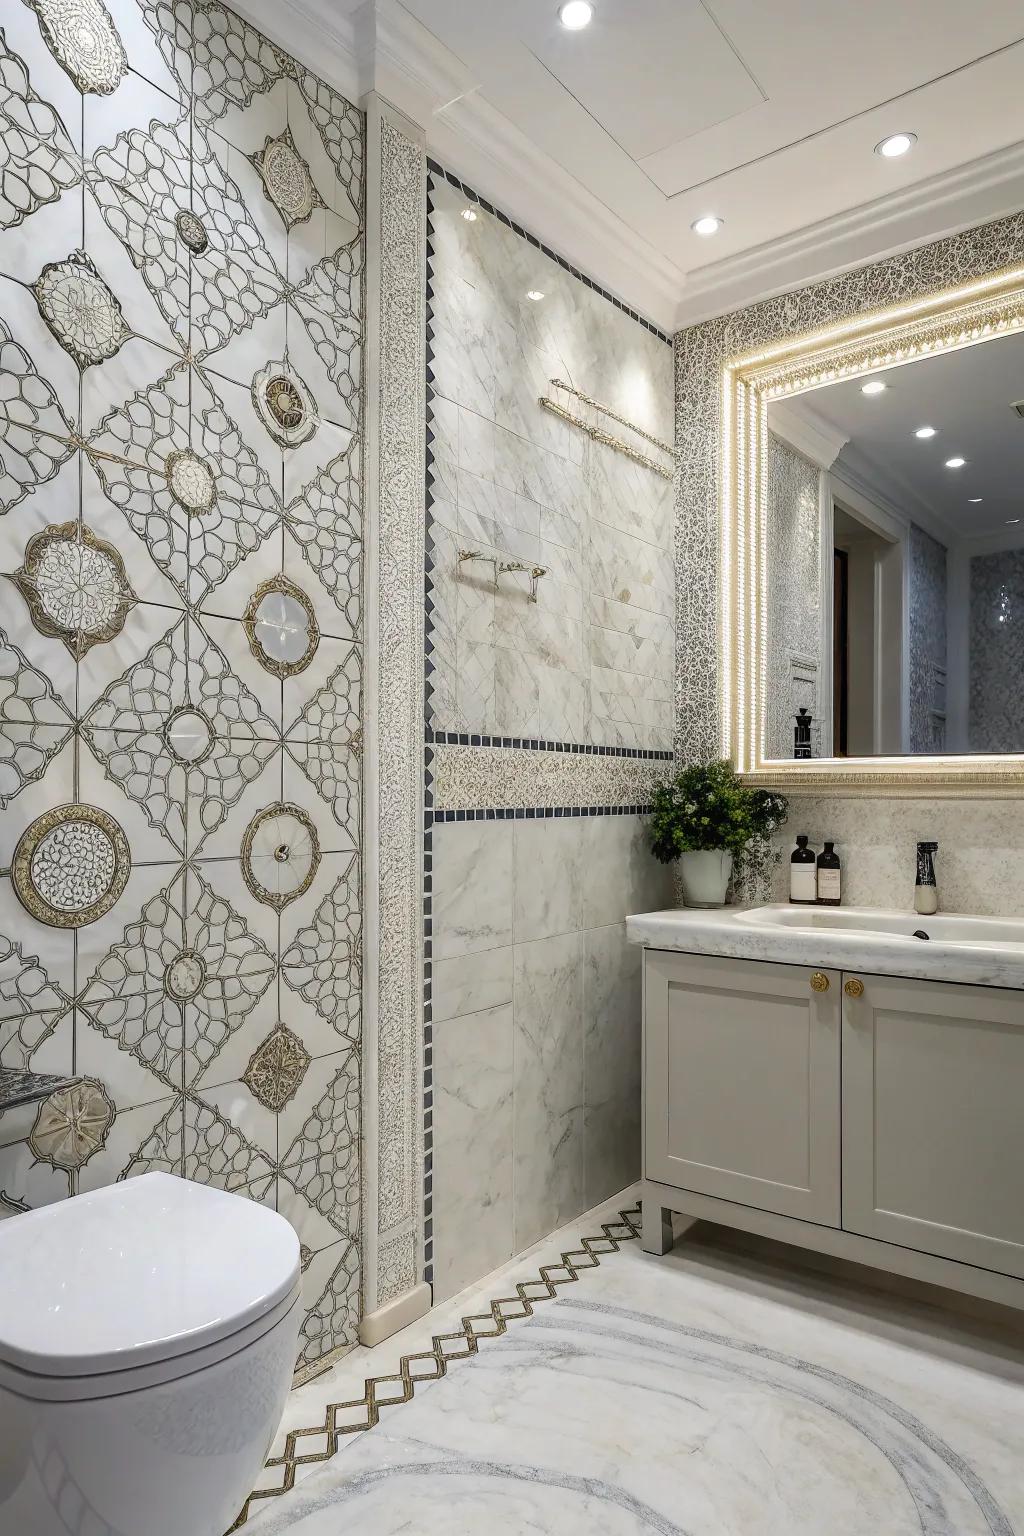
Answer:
[0,1172,302,1536]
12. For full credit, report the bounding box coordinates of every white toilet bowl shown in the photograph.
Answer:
[0,1172,302,1536]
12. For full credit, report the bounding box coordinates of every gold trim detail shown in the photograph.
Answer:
[12,803,131,929]
[229,1203,643,1528]
[722,262,1024,792]
[241,803,321,911]
[844,977,865,999]
[810,972,830,993]
[548,378,674,455]
[538,397,673,479]
[242,574,320,679]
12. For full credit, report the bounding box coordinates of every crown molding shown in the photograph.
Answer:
[768,397,848,471]
[675,139,1024,330]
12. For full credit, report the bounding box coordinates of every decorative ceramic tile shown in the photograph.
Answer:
[0,0,364,1364]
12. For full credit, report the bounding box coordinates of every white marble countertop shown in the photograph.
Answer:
[626,904,1024,989]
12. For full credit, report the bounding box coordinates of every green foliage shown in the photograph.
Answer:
[649,759,788,871]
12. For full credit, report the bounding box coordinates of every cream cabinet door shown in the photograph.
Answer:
[842,973,1024,1278]
[644,951,841,1224]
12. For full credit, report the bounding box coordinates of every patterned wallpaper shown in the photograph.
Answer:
[907,524,948,754]
[765,433,821,760]
[0,0,364,1378]
[969,548,1024,753]
[675,209,1024,914]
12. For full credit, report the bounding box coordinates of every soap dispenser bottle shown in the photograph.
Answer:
[915,841,939,915]
[790,836,817,904]
[816,841,842,906]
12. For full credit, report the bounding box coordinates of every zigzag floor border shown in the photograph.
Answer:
[230,1203,643,1529]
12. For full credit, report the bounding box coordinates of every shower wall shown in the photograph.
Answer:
[0,0,363,1377]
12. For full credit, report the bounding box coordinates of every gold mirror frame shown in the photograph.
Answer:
[722,261,1024,794]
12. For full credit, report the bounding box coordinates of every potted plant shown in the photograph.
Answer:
[649,760,788,908]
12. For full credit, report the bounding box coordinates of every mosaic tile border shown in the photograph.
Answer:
[427,729,673,761]
[431,742,670,814]
[428,805,654,822]
[230,1202,643,1528]
[427,160,671,345]
[674,209,1024,765]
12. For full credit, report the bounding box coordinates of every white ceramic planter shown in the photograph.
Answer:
[679,850,733,908]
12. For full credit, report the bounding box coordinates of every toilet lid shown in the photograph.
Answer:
[0,1173,301,1377]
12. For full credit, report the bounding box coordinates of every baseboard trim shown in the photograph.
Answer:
[358,1281,433,1348]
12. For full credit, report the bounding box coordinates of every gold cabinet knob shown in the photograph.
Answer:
[810,972,830,993]
[844,978,865,999]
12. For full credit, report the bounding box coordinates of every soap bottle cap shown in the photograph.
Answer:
[823,840,835,852]
[796,835,808,847]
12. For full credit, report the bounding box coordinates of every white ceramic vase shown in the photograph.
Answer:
[679,849,733,908]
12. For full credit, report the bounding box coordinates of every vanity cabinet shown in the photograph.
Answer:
[642,950,1024,1308]
[842,973,1024,1279]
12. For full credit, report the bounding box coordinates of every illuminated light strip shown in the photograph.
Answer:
[720,367,735,761]
[730,263,1024,372]
[538,397,673,479]
[753,388,768,776]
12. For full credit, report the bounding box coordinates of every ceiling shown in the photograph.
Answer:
[235,0,1024,331]
[776,331,1024,545]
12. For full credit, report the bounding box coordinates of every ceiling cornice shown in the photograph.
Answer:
[769,398,848,471]
[674,138,1024,330]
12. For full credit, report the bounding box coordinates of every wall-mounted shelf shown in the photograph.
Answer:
[0,1068,80,1112]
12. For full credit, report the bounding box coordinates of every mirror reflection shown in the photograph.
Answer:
[765,331,1024,758]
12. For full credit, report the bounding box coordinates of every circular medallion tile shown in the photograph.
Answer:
[175,209,209,255]
[241,803,320,911]
[26,0,128,96]
[163,706,214,764]
[32,251,129,368]
[11,521,136,658]
[248,128,325,229]
[13,804,131,928]
[166,449,217,515]
[251,361,318,448]
[243,576,319,678]
[164,950,206,1001]
[29,1079,115,1170]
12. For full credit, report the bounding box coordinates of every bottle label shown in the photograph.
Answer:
[818,867,841,901]
[791,866,817,902]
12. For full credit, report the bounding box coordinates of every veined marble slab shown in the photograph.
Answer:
[249,1226,1024,1534]
[626,904,1024,989]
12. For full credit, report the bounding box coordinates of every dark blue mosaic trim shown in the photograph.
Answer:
[428,805,654,823]
[428,728,672,761]
[427,158,672,346]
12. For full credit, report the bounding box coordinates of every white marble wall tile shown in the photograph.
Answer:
[431,1004,514,1303]
[512,820,586,943]
[512,930,584,1250]
[432,947,513,1024]
[583,922,642,1207]
[432,821,513,960]
[589,520,675,621]
[582,815,676,930]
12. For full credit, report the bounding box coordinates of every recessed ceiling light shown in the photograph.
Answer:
[558,1,593,28]
[945,457,966,469]
[526,290,545,302]
[875,132,917,158]
[461,207,477,222]
[1007,518,1021,525]
[691,215,723,237]
[914,426,936,438]
[861,379,887,396]
[968,497,984,504]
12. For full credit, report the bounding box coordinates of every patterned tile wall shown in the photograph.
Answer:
[0,0,364,1377]
[969,548,1024,753]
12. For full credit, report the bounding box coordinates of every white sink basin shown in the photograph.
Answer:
[734,905,1024,949]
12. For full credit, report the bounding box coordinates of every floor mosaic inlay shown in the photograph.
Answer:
[231,1203,643,1528]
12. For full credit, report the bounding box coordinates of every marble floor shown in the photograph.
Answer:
[247,1192,1024,1534]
